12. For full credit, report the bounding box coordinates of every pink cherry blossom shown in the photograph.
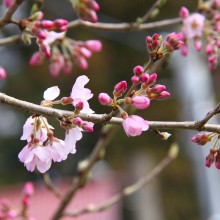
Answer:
[71,75,94,114]
[182,13,205,39]
[122,115,149,137]
[18,144,52,173]
[43,86,60,100]
[20,116,53,143]
[64,127,83,155]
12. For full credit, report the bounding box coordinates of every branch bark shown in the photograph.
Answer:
[0,92,220,133]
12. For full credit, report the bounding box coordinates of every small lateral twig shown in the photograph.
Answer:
[0,17,181,46]
[196,102,220,130]
[64,144,179,217]
[41,173,62,198]
[0,0,23,28]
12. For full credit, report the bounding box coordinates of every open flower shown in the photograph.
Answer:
[71,75,94,114]
[122,115,149,137]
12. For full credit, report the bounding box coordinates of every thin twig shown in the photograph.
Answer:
[67,17,181,31]
[64,143,179,217]
[1,92,220,133]
[41,173,62,198]
[0,0,23,28]
[195,102,220,130]
[0,34,20,46]
[140,0,162,23]
[0,17,181,46]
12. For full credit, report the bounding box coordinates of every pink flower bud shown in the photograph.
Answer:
[215,150,220,169]
[80,47,92,58]
[85,40,102,52]
[98,93,111,105]
[194,38,202,52]
[141,73,149,83]
[23,182,34,196]
[148,73,157,85]
[114,81,127,93]
[133,65,144,76]
[82,122,94,132]
[181,45,188,56]
[131,76,140,84]
[3,0,14,8]
[41,20,54,29]
[157,91,170,99]
[54,19,68,27]
[76,57,88,70]
[131,96,150,109]
[29,51,44,66]
[73,117,83,126]
[206,44,213,55]
[0,66,7,79]
[75,101,84,110]
[146,36,152,43]
[179,7,189,19]
[205,148,216,168]
[40,43,51,57]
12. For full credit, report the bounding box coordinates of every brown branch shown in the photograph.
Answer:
[0,0,23,28]
[0,92,220,133]
[64,143,179,217]
[0,17,181,46]
[195,102,220,130]
[0,34,20,46]
[67,17,181,31]
[41,173,62,198]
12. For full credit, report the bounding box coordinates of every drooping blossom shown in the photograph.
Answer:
[71,75,94,114]
[0,66,7,79]
[18,144,52,173]
[3,0,14,8]
[122,115,149,137]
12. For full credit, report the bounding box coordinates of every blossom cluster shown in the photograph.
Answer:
[29,38,102,77]
[146,32,183,62]
[20,11,68,58]
[19,75,94,173]
[98,66,170,137]
[191,132,220,169]
[179,2,220,71]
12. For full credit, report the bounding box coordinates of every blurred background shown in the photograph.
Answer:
[1,0,220,219]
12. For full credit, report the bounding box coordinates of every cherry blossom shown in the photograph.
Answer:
[122,115,149,137]
[43,86,60,101]
[71,75,94,114]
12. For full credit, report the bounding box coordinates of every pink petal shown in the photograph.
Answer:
[43,86,60,100]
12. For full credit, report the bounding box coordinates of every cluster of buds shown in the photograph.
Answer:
[191,132,220,169]
[70,0,100,23]
[98,63,170,137]
[21,182,34,218]
[0,66,7,79]
[146,33,183,62]
[29,38,102,77]
[179,4,220,71]
[20,11,68,58]
[19,75,94,173]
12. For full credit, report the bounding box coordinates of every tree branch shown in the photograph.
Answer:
[0,0,23,28]
[0,92,220,133]
[64,144,178,217]
[0,17,181,46]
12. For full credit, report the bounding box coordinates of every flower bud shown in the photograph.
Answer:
[85,40,102,52]
[114,81,127,94]
[98,93,111,105]
[131,96,150,109]
[179,7,189,19]
[133,65,144,76]
[0,66,7,79]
